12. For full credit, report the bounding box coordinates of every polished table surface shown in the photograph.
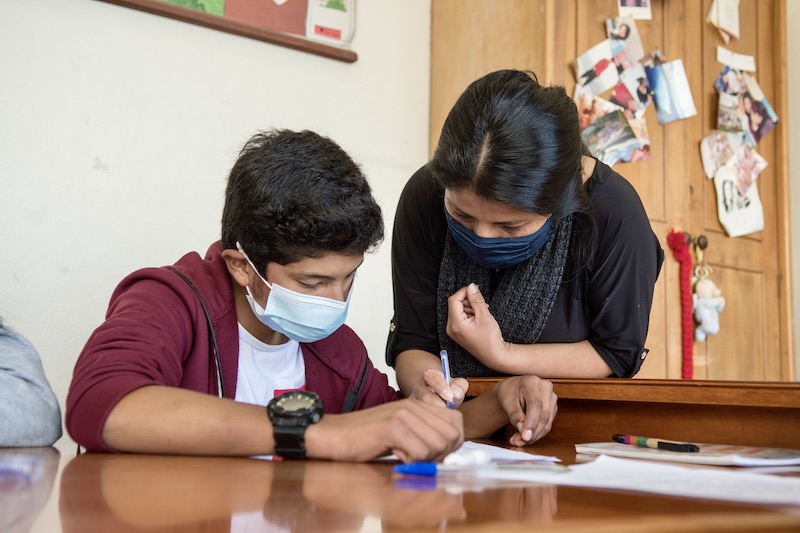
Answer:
[8,441,800,533]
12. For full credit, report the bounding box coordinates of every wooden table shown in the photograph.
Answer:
[9,442,799,532]
[9,378,800,532]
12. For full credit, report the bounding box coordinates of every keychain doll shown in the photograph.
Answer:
[691,236,725,342]
[693,276,725,342]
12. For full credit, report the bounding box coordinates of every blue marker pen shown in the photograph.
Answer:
[393,461,567,477]
[395,462,441,476]
[440,349,455,409]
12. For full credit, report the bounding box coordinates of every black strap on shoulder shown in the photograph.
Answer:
[166,267,225,398]
[341,350,370,413]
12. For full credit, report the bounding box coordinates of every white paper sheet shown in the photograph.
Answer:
[714,165,765,237]
[717,46,756,72]
[708,0,741,39]
[455,441,560,463]
[306,0,355,47]
[618,0,652,21]
[373,440,560,464]
[469,455,800,506]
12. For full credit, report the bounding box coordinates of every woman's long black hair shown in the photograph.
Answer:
[429,69,597,273]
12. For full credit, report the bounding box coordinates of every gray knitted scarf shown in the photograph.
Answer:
[437,215,573,377]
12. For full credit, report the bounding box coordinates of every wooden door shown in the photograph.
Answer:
[430,0,793,380]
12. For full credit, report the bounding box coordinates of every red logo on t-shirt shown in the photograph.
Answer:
[273,385,306,398]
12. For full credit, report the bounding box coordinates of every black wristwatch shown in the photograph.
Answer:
[267,391,324,460]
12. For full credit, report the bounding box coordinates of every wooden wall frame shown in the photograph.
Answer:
[97,0,358,63]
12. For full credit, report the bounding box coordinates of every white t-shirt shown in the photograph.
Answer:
[234,323,305,406]
[231,511,290,533]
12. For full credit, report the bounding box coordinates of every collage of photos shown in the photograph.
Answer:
[701,59,779,238]
[572,3,779,239]
[572,3,779,240]
[714,66,779,147]
[572,14,696,168]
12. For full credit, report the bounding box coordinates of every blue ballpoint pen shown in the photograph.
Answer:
[440,349,455,409]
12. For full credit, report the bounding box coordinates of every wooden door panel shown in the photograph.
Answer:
[753,0,792,380]
[549,1,578,87]
[636,225,669,379]
[702,267,767,380]
[694,0,787,381]
[430,0,547,154]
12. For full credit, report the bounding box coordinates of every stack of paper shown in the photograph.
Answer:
[465,455,800,507]
[574,442,800,467]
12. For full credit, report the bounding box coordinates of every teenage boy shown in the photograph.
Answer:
[66,129,461,462]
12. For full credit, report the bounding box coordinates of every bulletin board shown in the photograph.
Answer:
[97,0,357,63]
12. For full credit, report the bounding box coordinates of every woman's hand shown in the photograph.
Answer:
[495,376,557,446]
[446,283,513,373]
[417,368,469,409]
[395,350,468,409]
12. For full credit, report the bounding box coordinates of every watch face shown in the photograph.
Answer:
[269,391,323,421]
[278,394,317,412]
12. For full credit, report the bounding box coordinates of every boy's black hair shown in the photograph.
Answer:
[221,129,384,273]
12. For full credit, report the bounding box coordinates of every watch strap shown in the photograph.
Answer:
[273,424,307,460]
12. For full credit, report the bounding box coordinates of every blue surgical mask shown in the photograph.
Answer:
[236,242,351,343]
[444,209,553,269]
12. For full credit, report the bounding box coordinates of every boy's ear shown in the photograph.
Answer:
[222,249,250,288]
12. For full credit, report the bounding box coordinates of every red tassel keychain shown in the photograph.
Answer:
[666,230,694,379]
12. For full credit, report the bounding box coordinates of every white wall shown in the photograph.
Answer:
[0,0,432,451]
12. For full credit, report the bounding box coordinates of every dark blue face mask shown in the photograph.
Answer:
[444,208,553,269]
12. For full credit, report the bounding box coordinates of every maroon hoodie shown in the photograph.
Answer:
[67,241,400,452]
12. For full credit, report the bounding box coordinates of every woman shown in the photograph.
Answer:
[387,70,663,412]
